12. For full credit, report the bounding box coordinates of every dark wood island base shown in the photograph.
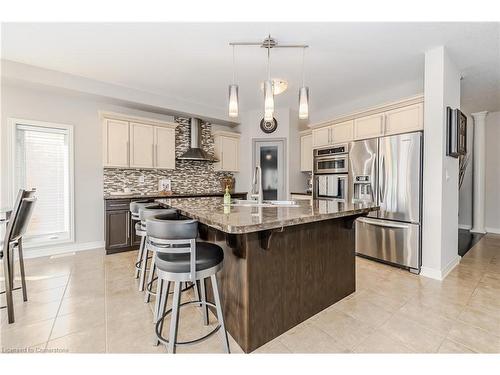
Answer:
[199,216,359,353]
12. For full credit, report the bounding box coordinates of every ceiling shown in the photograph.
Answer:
[2,22,499,120]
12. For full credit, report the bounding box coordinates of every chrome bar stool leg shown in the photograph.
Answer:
[134,235,146,279]
[144,253,156,303]
[211,274,230,354]
[154,279,170,346]
[199,278,209,325]
[17,239,28,302]
[168,281,182,354]
[138,242,150,292]
[3,243,15,323]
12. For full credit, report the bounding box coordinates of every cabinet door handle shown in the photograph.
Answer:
[152,144,155,166]
[126,141,130,165]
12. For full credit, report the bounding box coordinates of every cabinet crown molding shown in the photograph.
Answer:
[99,111,177,129]
[309,94,424,130]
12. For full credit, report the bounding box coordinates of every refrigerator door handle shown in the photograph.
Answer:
[357,217,409,229]
[379,155,385,204]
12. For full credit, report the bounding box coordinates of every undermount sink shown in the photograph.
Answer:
[230,199,299,207]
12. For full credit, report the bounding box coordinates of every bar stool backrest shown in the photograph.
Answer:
[130,201,153,218]
[146,215,198,280]
[139,206,177,224]
[9,198,37,243]
[2,189,36,257]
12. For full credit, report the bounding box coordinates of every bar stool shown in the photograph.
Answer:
[130,201,154,279]
[146,214,230,354]
[1,194,36,324]
[136,205,177,292]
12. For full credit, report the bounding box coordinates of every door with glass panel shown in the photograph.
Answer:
[253,139,286,201]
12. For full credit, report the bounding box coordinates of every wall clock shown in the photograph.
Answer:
[260,117,278,134]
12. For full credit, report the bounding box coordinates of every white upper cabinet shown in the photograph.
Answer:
[213,131,240,172]
[102,113,177,169]
[312,126,331,148]
[384,103,423,135]
[331,120,354,144]
[353,113,385,140]
[103,119,129,167]
[130,122,155,168]
[154,126,176,169]
[300,132,312,172]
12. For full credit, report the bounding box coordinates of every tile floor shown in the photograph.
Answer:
[2,233,500,354]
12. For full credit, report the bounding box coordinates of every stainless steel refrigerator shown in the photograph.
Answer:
[355,131,423,273]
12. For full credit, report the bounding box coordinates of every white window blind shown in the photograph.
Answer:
[14,122,73,244]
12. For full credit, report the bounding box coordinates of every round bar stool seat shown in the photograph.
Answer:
[147,214,230,354]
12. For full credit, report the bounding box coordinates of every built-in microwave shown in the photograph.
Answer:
[313,144,349,174]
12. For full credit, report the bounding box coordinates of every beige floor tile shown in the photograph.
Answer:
[0,318,54,349]
[379,314,445,353]
[396,302,456,336]
[45,324,106,353]
[437,339,476,353]
[1,300,60,327]
[252,338,291,353]
[332,291,394,327]
[50,309,105,340]
[447,320,500,353]
[354,329,414,353]
[277,322,350,353]
[310,308,374,349]
[58,294,105,317]
[24,274,69,293]
[13,286,65,305]
[457,305,500,337]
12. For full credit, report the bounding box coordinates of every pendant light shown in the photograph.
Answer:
[298,47,309,120]
[228,45,239,118]
[263,41,274,121]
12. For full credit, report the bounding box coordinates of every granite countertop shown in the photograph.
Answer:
[104,192,247,200]
[156,197,379,234]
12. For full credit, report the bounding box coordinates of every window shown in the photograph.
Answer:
[10,119,74,246]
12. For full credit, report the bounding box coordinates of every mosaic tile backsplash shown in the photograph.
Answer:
[103,117,235,195]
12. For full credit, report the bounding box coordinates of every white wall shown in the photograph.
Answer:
[0,82,178,250]
[421,46,461,280]
[485,111,500,233]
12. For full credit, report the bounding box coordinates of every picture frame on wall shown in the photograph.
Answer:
[446,107,467,158]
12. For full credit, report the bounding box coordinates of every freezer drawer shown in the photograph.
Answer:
[355,217,420,270]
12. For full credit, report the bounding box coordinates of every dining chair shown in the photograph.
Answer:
[1,189,36,324]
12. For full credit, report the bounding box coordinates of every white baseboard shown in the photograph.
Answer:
[458,224,472,230]
[24,241,105,259]
[420,255,461,281]
[486,227,500,234]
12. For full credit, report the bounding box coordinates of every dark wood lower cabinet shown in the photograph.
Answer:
[105,210,131,251]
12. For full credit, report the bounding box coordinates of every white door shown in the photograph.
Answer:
[130,122,155,168]
[384,103,423,135]
[155,126,176,169]
[104,119,129,167]
[300,134,312,171]
[221,136,239,172]
[331,120,354,144]
[253,139,286,200]
[312,127,331,148]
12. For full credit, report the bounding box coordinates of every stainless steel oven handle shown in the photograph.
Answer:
[357,217,409,229]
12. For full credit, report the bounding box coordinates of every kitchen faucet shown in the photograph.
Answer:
[250,165,263,204]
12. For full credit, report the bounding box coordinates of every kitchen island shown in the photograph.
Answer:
[156,197,378,353]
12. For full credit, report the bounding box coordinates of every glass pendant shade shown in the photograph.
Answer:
[264,80,274,121]
[298,86,309,120]
[228,84,239,118]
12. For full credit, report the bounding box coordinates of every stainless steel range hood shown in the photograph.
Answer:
[177,118,217,162]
